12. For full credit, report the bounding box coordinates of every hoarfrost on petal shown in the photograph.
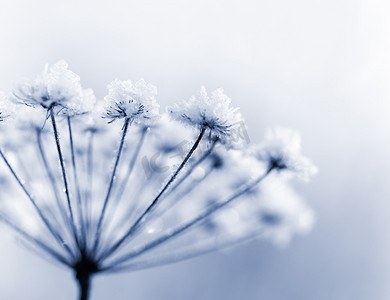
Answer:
[254,127,318,181]
[11,60,95,116]
[103,79,160,126]
[167,86,242,143]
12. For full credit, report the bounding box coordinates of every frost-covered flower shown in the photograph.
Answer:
[61,87,96,117]
[254,128,318,180]
[167,86,242,143]
[0,66,317,300]
[103,79,160,125]
[12,60,95,114]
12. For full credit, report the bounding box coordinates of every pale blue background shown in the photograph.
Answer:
[0,0,389,299]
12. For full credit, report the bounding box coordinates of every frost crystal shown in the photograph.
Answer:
[167,86,242,143]
[255,127,318,180]
[12,60,95,114]
[103,79,160,125]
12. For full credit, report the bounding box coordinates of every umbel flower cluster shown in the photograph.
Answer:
[0,61,317,300]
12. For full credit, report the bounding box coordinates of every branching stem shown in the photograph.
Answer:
[68,117,87,249]
[104,168,272,268]
[0,148,73,258]
[92,117,130,254]
[98,128,206,261]
[50,109,80,249]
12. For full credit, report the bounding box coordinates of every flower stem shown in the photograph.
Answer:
[102,229,265,274]
[114,127,147,203]
[0,212,71,266]
[98,128,206,261]
[105,168,272,268]
[50,108,80,249]
[84,131,94,249]
[76,270,92,300]
[0,148,73,258]
[68,116,87,249]
[168,137,218,194]
[92,118,130,254]
[36,129,75,256]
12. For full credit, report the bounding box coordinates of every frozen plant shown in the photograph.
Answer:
[0,61,317,300]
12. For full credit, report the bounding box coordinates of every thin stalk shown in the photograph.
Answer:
[13,150,33,184]
[68,117,86,248]
[100,171,159,250]
[0,148,73,258]
[114,127,147,203]
[153,166,214,221]
[50,109,80,248]
[99,128,205,261]
[84,131,94,248]
[92,118,130,254]
[0,213,71,266]
[168,137,218,194]
[102,229,265,274]
[36,130,75,255]
[105,168,272,268]
[97,128,147,252]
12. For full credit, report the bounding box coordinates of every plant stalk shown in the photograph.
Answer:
[76,270,92,300]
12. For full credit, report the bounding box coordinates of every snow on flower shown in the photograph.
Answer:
[103,79,160,125]
[254,127,318,181]
[0,62,318,299]
[11,60,95,115]
[167,86,242,143]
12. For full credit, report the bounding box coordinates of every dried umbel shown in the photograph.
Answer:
[0,61,317,300]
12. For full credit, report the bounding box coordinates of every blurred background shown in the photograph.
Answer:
[0,0,389,299]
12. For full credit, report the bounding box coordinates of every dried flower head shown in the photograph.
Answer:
[254,127,318,180]
[103,79,160,125]
[167,86,242,143]
[12,60,95,115]
[0,63,317,300]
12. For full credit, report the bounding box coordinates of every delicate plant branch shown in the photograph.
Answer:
[68,116,87,249]
[36,129,71,236]
[0,148,73,257]
[153,165,215,221]
[98,127,206,261]
[103,168,272,268]
[114,127,148,203]
[83,131,94,249]
[92,117,131,254]
[101,229,265,274]
[50,108,80,248]
[144,139,219,222]
[168,136,218,194]
[0,212,71,266]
